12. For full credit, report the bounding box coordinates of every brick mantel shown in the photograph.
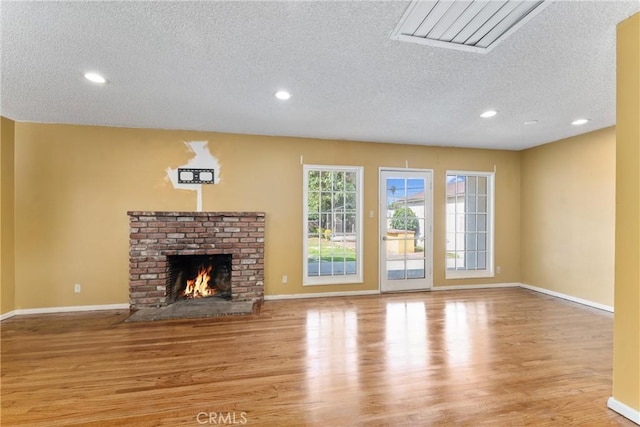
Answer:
[128,211,265,309]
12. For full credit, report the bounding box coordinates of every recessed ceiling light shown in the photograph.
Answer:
[480,110,498,118]
[524,120,539,125]
[571,118,590,126]
[274,90,291,100]
[84,72,107,84]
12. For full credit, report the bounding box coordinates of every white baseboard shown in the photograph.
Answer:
[265,290,380,301]
[608,397,640,424]
[431,283,520,291]
[519,283,613,312]
[0,310,17,321]
[1,284,614,317]
[1,304,129,321]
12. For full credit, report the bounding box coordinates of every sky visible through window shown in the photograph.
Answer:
[386,178,424,204]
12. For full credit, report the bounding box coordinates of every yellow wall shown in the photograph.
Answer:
[521,127,616,307]
[1,117,16,315]
[12,123,522,308]
[612,12,640,415]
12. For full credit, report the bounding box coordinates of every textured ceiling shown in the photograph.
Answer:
[1,1,639,150]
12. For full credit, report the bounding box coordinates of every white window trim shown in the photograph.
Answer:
[303,165,364,286]
[445,170,495,280]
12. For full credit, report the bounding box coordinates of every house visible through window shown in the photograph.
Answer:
[446,171,494,278]
[304,165,363,285]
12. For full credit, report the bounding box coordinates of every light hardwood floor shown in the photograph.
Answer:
[0,288,634,426]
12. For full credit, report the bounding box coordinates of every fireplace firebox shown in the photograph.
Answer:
[167,254,232,303]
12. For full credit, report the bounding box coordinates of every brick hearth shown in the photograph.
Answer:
[128,211,265,309]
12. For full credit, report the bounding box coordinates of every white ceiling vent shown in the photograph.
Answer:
[391,0,553,53]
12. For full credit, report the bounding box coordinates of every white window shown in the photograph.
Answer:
[303,165,363,285]
[445,171,494,279]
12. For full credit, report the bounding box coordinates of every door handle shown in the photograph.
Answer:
[382,236,388,241]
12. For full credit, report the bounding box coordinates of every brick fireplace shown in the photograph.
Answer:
[128,211,265,310]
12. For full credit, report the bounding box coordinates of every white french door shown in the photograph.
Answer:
[380,169,433,292]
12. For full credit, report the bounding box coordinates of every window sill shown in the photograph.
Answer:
[445,270,494,280]
[303,277,363,286]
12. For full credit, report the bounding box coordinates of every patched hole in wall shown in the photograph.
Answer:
[166,255,232,304]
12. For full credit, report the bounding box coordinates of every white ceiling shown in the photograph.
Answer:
[1,1,639,150]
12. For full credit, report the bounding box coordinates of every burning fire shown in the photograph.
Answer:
[182,265,216,298]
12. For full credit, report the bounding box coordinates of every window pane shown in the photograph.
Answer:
[345,192,356,209]
[466,233,477,250]
[467,176,477,194]
[455,251,465,269]
[333,192,344,211]
[308,191,319,213]
[477,176,487,194]
[308,217,320,234]
[446,251,456,269]
[320,171,332,190]
[321,212,331,231]
[466,214,476,232]
[445,172,493,276]
[446,213,455,234]
[477,214,487,232]
[477,252,486,269]
[320,260,332,276]
[333,171,344,191]
[345,172,357,191]
[477,195,487,213]
[478,233,486,250]
[320,192,332,212]
[465,252,477,269]
[456,214,465,232]
[446,233,455,251]
[466,195,476,213]
[308,170,320,189]
[455,176,465,195]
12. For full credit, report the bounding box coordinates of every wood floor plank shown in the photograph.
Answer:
[0,288,634,426]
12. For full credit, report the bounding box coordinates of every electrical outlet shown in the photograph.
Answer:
[496,266,501,275]
[74,283,81,293]
[282,275,288,284]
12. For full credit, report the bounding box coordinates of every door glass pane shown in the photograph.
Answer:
[387,260,406,280]
[407,260,425,278]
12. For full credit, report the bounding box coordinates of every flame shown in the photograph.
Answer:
[182,265,215,298]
